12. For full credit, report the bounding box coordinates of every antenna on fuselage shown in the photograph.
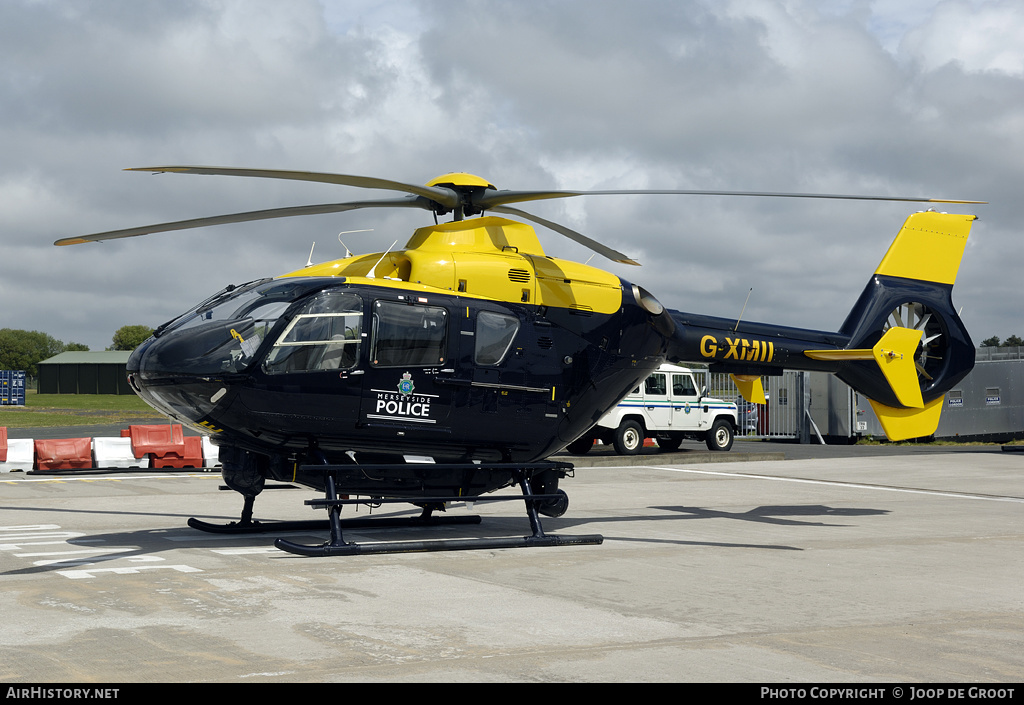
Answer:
[734,288,753,331]
[366,240,398,279]
[338,228,373,259]
[305,242,316,268]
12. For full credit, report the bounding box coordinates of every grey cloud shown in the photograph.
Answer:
[0,0,1019,352]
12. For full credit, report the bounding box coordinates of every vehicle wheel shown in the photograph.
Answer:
[565,435,594,455]
[613,420,645,455]
[656,434,683,452]
[705,418,734,451]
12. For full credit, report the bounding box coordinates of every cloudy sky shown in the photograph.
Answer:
[1,0,1020,352]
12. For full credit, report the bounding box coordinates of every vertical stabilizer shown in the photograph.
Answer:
[832,211,977,438]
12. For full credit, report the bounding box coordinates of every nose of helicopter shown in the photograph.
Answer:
[126,335,232,426]
[124,276,347,428]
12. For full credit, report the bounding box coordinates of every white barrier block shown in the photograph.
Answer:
[202,437,221,468]
[0,438,35,473]
[93,437,149,469]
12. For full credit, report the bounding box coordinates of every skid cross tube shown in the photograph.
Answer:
[304,492,566,509]
[188,512,481,535]
[273,462,603,557]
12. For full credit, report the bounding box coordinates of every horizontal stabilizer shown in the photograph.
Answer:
[805,326,924,409]
[868,397,944,441]
[731,374,766,405]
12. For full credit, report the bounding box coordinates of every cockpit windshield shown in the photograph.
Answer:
[136,278,345,377]
[155,278,280,338]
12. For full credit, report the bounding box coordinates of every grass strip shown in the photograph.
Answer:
[1,392,165,428]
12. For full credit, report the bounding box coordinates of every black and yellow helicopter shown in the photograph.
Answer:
[57,166,982,555]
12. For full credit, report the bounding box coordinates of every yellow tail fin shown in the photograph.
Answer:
[805,326,924,408]
[869,397,944,441]
[871,327,924,409]
[731,374,766,405]
[875,212,975,285]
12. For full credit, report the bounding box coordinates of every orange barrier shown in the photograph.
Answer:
[126,424,185,459]
[149,436,204,468]
[35,438,93,470]
[3,428,209,472]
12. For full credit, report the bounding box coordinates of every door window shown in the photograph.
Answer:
[474,311,520,365]
[371,300,448,367]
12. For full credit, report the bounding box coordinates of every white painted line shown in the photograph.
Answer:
[648,466,1024,503]
[16,547,137,558]
[31,553,165,569]
[0,473,216,483]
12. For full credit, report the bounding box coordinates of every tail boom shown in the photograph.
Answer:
[663,211,978,441]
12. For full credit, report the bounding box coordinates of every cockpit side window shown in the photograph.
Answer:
[264,292,363,374]
[474,311,519,366]
[371,300,447,367]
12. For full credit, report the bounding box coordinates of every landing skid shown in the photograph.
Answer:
[272,462,603,556]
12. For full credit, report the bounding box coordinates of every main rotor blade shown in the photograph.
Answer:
[55,196,431,246]
[489,205,640,266]
[127,166,460,209]
[474,188,987,210]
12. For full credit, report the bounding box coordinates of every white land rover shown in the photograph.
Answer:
[568,364,738,455]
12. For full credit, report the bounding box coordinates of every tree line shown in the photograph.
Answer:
[0,325,153,377]
[980,335,1023,348]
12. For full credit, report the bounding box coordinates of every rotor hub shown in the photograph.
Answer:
[424,173,497,219]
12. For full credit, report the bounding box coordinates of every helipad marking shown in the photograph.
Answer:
[0,524,204,577]
[57,564,203,579]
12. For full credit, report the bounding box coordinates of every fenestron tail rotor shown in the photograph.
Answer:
[55,165,986,266]
[884,302,946,384]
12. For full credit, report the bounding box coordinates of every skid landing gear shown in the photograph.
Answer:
[270,462,603,557]
[187,490,482,535]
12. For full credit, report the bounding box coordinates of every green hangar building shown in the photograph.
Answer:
[37,351,135,395]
